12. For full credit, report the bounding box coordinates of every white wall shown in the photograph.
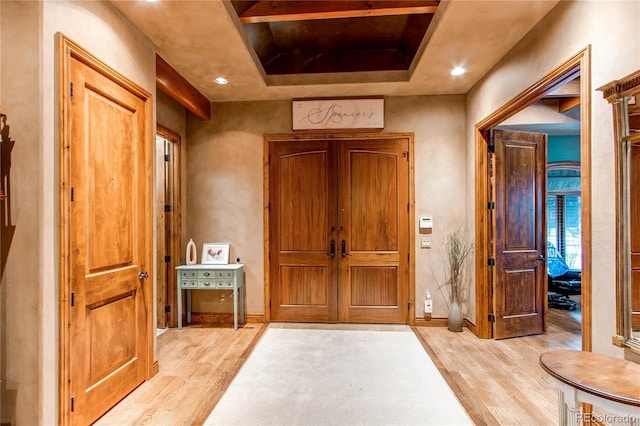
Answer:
[466,0,640,357]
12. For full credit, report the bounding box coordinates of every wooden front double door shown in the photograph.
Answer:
[268,134,411,324]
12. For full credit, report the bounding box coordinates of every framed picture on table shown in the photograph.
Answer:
[201,243,230,265]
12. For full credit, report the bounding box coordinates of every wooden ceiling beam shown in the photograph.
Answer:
[156,54,211,121]
[558,96,580,113]
[239,1,439,24]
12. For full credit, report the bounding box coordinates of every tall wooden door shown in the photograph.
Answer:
[492,129,547,339]
[66,53,152,424]
[269,136,409,324]
[269,140,338,322]
[338,139,409,323]
[155,127,182,329]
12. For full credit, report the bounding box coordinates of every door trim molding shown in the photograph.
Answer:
[473,47,592,350]
[263,132,415,325]
[57,33,155,424]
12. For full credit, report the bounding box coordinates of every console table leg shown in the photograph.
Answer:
[177,271,182,329]
[186,289,192,324]
[233,286,238,330]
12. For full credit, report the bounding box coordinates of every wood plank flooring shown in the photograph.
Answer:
[413,322,580,426]
[96,316,579,425]
[95,323,268,425]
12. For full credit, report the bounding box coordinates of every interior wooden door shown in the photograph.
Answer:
[269,135,410,324]
[337,138,409,323]
[155,135,169,328]
[154,127,181,329]
[67,55,151,424]
[493,129,547,339]
[269,140,338,322]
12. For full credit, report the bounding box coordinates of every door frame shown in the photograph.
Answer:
[263,132,416,324]
[57,34,155,424]
[156,124,183,328]
[474,47,592,350]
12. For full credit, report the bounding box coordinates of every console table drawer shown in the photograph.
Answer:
[181,280,198,289]
[180,270,198,279]
[217,271,234,280]
[198,280,216,288]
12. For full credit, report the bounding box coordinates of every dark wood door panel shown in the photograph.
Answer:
[493,130,547,339]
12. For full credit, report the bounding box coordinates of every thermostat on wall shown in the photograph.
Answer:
[419,216,433,229]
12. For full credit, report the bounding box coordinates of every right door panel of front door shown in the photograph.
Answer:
[338,139,409,323]
[269,136,409,324]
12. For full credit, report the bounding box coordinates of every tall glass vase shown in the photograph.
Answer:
[447,282,464,332]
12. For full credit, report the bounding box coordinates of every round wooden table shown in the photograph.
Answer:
[539,350,640,425]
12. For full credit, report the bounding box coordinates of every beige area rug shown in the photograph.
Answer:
[204,325,472,425]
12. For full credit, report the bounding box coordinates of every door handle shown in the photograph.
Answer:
[341,240,351,257]
[138,271,149,279]
[538,254,545,261]
[326,240,335,258]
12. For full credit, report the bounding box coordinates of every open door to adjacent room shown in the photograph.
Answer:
[490,129,547,339]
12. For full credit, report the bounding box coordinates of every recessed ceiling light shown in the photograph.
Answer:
[214,77,228,85]
[451,66,466,76]
[145,0,158,3]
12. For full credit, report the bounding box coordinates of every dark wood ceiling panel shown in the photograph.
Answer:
[230,0,439,76]
[268,16,409,51]
[399,14,434,56]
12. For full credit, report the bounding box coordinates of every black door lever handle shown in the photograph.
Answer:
[341,240,351,257]
[326,240,335,257]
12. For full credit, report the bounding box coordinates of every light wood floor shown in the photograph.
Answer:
[97,316,579,425]
[95,323,268,425]
[414,322,580,425]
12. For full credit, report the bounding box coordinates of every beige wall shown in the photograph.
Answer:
[186,96,467,319]
[1,3,42,425]
[1,1,155,423]
[157,90,187,140]
[466,0,640,357]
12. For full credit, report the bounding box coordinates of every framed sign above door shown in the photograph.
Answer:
[292,98,384,130]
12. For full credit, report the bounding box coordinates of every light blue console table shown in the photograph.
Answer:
[176,264,245,330]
